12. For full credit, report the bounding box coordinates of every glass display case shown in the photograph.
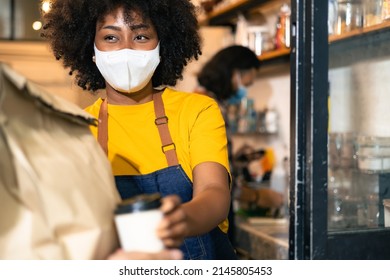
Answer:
[290,0,390,259]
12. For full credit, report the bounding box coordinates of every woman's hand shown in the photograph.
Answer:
[156,195,188,248]
[107,248,183,260]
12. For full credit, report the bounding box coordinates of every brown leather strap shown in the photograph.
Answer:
[97,98,108,155]
[153,92,179,166]
[97,93,178,166]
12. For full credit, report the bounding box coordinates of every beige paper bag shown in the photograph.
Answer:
[0,63,120,259]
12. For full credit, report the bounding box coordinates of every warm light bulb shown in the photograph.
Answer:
[32,21,42,31]
[42,1,51,13]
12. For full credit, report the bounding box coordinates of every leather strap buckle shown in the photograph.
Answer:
[162,143,176,153]
[155,116,168,125]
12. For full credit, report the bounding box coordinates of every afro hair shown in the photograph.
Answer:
[41,0,202,92]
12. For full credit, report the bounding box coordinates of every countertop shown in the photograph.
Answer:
[233,217,289,260]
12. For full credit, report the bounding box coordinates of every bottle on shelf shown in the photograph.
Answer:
[275,3,291,49]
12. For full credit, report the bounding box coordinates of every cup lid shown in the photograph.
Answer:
[115,193,162,214]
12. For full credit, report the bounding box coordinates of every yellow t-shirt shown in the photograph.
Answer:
[85,87,230,232]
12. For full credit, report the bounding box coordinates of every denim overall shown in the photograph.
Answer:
[98,92,237,260]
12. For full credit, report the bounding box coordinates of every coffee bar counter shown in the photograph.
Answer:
[234,217,289,260]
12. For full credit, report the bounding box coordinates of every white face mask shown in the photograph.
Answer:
[94,43,160,93]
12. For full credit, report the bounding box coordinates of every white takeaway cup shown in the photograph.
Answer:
[114,193,164,253]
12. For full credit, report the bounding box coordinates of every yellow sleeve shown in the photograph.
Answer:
[189,98,231,175]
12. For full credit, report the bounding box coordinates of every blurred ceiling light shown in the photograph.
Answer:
[32,21,43,31]
[42,1,51,13]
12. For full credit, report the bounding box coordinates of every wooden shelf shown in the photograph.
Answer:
[206,0,251,19]
[197,0,290,62]
[255,21,390,62]
[329,21,390,43]
[259,48,290,61]
[198,0,269,26]
[196,3,390,61]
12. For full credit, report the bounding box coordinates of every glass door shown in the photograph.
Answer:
[290,0,390,259]
[326,0,390,258]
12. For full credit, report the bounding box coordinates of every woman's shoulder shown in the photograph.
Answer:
[163,87,218,108]
[84,98,103,117]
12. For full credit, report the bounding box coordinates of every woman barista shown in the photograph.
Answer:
[42,0,235,260]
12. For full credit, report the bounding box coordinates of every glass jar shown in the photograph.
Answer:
[246,26,274,56]
[355,136,390,173]
[329,0,338,35]
[382,0,390,20]
[366,194,379,228]
[363,0,383,27]
[335,0,364,35]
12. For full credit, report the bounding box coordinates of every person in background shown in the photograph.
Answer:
[0,63,182,260]
[195,45,284,242]
[41,0,235,260]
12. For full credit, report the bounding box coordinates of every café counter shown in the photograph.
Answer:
[234,217,289,260]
